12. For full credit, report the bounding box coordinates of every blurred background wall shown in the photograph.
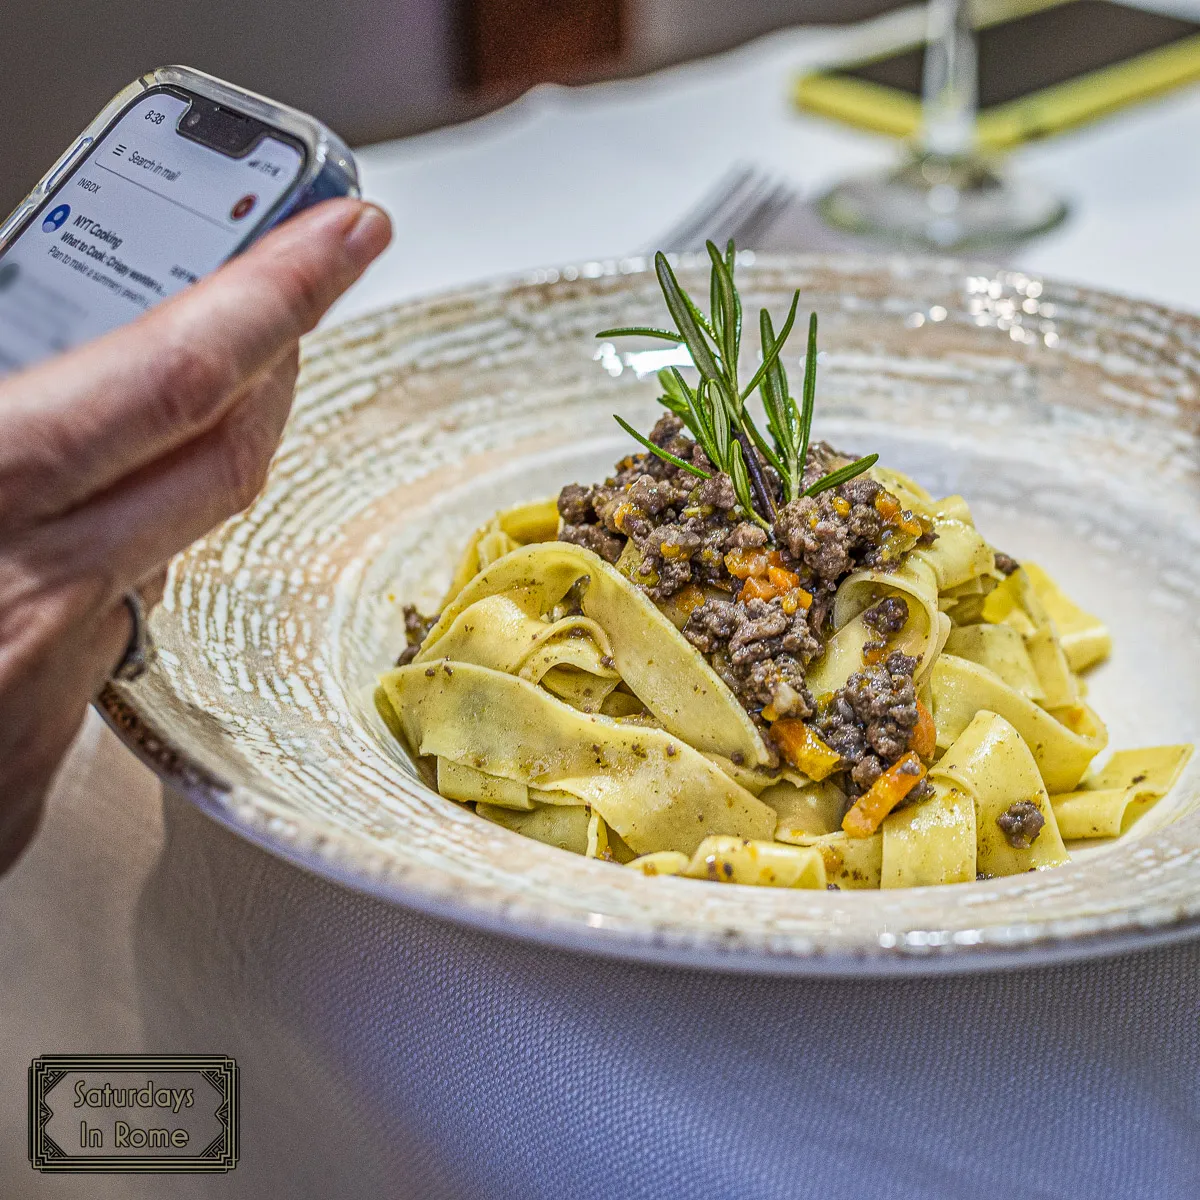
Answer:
[0,0,456,216]
[629,0,898,68]
[0,0,904,216]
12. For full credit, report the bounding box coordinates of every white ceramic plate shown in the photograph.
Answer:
[101,253,1200,975]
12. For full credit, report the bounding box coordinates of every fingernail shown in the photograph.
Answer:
[343,203,392,270]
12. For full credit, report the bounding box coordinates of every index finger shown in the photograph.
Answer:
[0,198,391,525]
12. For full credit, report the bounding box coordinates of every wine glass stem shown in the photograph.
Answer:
[920,0,978,158]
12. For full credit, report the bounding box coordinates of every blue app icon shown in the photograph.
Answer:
[42,204,70,233]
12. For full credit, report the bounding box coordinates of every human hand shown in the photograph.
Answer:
[0,197,392,873]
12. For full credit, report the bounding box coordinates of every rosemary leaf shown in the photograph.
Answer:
[706,241,740,381]
[764,311,795,441]
[663,368,721,470]
[658,387,692,425]
[654,253,724,384]
[614,415,712,479]
[740,290,801,402]
[687,378,723,470]
[595,326,683,342]
[658,368,700,434]
[797,312,818,488]
[710,380,731,471]
[803,453,879,498]
[727,240,743,368]
[758,310,796,500]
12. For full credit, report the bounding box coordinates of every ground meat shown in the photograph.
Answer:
[648,413,683,447]
[815,651,922,796]
[727,599,790,665]
[627,473,674,515]
[681,598,737,653]
[997,800,1046,848]
[557,483,594,525]
[696,472,737,511]
[993,551,1020,576]
[724,521,767,549]
[773,473,890,587]
[863,596,909,635]
[559,521,623,563]
[396,605,437,666]
[549,430,915,736]
[683,596,820,719]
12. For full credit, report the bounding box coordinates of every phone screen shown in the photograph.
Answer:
[0,89,305,375]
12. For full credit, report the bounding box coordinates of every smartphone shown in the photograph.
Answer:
[0,65,359,375]
[795,0,1200,150]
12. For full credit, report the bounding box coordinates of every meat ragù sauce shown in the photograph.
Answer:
[555,415,937,801]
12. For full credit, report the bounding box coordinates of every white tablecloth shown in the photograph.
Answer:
[4,11,1200,1197]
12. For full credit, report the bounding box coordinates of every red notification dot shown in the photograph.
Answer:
[231,194,257,221]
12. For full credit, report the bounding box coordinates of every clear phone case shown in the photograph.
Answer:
[0,65,360,254]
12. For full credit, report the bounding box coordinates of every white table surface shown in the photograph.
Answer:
[4,11,1200,1198]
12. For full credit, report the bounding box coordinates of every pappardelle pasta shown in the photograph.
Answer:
[377,247,1192,890]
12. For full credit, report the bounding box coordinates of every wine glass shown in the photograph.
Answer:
[817,0,1068,250]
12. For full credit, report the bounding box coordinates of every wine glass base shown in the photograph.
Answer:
[817,154,1068,252]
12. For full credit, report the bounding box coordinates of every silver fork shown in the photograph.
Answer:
[651,164,797,254]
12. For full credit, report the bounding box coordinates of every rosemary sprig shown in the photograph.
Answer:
[602,242,877,527]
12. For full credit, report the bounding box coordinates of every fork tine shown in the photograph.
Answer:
[720,182,794,250]
[653,165,796,255]
[706,179,785,250]
[653,164,762,253]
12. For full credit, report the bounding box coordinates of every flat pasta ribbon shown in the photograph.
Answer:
[440,497,562,607]
[943,623,1043,702]
[930,654,1107,794]
[1051,745,1194,840]
[811,556,950,694]
[931,710,1069,875]
[379,660,776,855]
[418,542,770,766]
[913,518,996,591]
[982,568,1078,708]
[1021,561,1112,674]
[880,777,977,887]
[415,592,620,713]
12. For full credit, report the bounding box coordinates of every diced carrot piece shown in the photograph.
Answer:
[874,493,900,520]
[896,511,924,536]
[772,720,842,780]
[832,496,851,517]
[725,548,770,579]
[767,565,800,591]
[909,700,936,759]
[779,587,813,615]
[673,583,706,616]
[739,576,778,603]
[767,550,786,569]
[842,753,926,837]
[862,643,887,666]
[611,502,638,535]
